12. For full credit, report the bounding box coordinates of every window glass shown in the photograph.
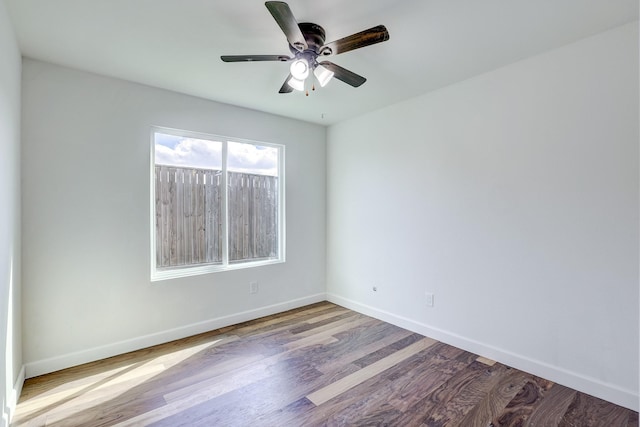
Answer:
[227,141,279,262]
[152,130,283,280]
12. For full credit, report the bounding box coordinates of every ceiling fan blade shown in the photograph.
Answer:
[265,1,308,52]
[221,55,291,62]
[319,61,366,87]
[278,74,294,93]
[322,25,389,55]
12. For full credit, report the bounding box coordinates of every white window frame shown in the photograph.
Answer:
[150,126,286,281]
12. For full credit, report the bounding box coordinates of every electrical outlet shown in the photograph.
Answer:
[249,281,259,294]
[425,292,434,307]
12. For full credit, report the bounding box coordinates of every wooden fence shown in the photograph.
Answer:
[155,165,279,269]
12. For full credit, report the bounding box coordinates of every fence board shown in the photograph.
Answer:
[168,168,177,266]
[155,166,277,269]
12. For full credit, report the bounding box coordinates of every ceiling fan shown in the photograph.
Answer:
[221,1,390,94]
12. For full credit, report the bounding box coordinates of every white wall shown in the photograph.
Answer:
[21,59,326,375]
[0,0,22,424]
[327,22,639,410]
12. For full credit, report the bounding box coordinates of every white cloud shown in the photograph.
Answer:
[155,137,222,169]
[228,141,278,176]
[155,134,278,176]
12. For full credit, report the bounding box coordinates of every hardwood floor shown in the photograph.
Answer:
[12,302,638,426]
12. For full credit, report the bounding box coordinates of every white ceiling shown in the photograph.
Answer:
[5,0,638,125]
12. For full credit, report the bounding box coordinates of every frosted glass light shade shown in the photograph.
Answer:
[287,77,305,91]
[314,65,334,87]
[290,59,310,80]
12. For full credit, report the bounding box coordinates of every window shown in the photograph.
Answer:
[151,128,284,280]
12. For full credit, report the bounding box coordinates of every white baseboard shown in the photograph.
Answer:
[326,293,639,412]
[3,365,25,427]
[25,293,326,379]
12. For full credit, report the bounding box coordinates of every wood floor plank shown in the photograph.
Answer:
[11,302,638,427]
[490,375,554,426]
[118,322,362,425]
[222,302,342,338]
[330,402,403,427]
[316,351,466,426]
[476,356,497,366]
[558,392,634,427]
[304,341,496,427]
[455,368,531,426]
[250,329,423,426]
[315,326,413,374]
[523,382,576,427]
[146,361,328,427]
[135,321,389,426]
[350,333,425,368]
[284,312,371,341]
[161,334,337,405]
[384,350,469,413]
[306,337,437,406]
[18,363,164,415]
[288,310,357,333]
[411,362,509,426]
[19,333,239,404]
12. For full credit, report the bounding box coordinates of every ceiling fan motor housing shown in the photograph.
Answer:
[289,23,331,56]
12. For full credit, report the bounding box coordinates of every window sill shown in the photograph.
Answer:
[151,258,285,282]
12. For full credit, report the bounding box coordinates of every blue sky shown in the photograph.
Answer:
[155,132,278,176]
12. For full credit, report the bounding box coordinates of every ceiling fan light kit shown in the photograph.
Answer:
[314,64,334,87]
[221,1,389,94]
[287,76,305,91]
[290,58,310,80]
